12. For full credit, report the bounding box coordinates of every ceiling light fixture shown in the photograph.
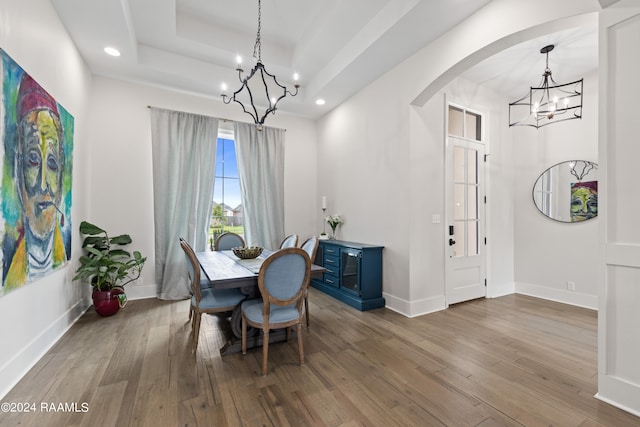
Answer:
[508,44,583,129]
[221,0,299,128]
[104,47,121,57]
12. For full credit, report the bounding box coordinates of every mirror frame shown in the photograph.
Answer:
[532,160,598,223]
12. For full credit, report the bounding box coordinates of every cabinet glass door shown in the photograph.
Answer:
[341,249,360,293]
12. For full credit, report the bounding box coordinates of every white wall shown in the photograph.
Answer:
[597,5,640,416]
[318,0,601,317]
[513,70,599,310]
[87,76,319,299]
[317,0,640,417]
[317,67,412,310]
[2,0,637,417]
[0,0,93,398]
[405,76,515,316]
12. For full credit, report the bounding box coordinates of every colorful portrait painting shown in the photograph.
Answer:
[0,49,73,296]
[570,181,597,223]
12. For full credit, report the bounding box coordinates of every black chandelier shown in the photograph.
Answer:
[508,44,583,129]
[221,0,299,127]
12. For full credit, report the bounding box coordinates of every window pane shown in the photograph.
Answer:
[224,178,241,211]
[215,140,225,173]
[215,138,238,178]
[448,106,464,137]
[213,177,223,203]
[465,111,481,141]
[211,137,244,247]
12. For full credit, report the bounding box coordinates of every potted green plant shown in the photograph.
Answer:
[74,221,147,316]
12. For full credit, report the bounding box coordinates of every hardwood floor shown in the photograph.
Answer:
[1,291,638,427]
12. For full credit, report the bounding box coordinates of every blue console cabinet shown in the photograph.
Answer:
[310,239,384,311]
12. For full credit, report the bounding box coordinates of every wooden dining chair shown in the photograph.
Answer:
[214,232,245,251]
[241,247,311,375]
[180,239,246,351]
[300,236,319,327]
[179,237,212,321]
[279,234,299,249]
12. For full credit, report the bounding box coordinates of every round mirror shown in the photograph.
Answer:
[532,160,598,223]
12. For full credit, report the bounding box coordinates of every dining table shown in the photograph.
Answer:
[195,248,325,355]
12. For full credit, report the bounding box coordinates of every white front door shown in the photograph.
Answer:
[445,103,486,305]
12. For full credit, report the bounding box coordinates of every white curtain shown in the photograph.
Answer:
[235,123,285,250]
[150,108,218,299]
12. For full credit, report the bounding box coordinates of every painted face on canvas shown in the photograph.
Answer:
[570,186,597,222]
[18,109,63,239]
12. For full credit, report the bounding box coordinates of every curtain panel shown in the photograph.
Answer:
[234,123,285,250]
[150,108,218,299]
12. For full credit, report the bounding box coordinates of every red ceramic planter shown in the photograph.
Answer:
[92,288,126,317]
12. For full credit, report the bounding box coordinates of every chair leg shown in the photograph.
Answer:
[297,321,304,366]
[188,305,193,321]
[305,295,310,327]
[193,312,202,351]
[262,328,270,376]
[241,315,247,355]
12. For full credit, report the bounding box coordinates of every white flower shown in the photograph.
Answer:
[325,214,343,230]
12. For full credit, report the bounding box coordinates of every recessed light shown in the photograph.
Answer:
[315,99,326,105]
[104,47,121,57]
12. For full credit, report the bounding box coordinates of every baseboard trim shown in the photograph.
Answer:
[596,373,640,417]
[0,298,90,400]
[487,282,515,298]
[124,283,157,300]
[515,281,597,310]
[383,292,446,318]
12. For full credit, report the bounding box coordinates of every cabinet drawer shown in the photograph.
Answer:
[323,254,340,272]
[323,263,340,278]
[321,275,340,288]
[323,245,340,257]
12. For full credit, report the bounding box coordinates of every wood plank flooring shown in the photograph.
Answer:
[1,291,638,427]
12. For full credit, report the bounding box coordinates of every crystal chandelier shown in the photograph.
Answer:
[221,0,299,128]
[508,44,583,129]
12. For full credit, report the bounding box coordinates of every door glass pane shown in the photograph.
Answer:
[467,149,478,184]
[453,146,465,182]
[467,185,478,220]
[453,221,465,257]
[448,106,464,137]
[454,184,465,219]
[465,111,481,141]
[468,220,479,256]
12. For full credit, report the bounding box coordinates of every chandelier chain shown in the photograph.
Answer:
[545,51,550,73]
[253,0,262,62]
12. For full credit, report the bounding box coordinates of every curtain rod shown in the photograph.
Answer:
[146,105,287,131]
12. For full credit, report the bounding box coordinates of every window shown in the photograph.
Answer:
[210,131,244,248]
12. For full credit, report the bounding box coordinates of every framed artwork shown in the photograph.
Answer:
[0,49,74,296]
[570,180,597,222]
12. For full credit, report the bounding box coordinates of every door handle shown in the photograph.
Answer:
[449,238,456,246]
